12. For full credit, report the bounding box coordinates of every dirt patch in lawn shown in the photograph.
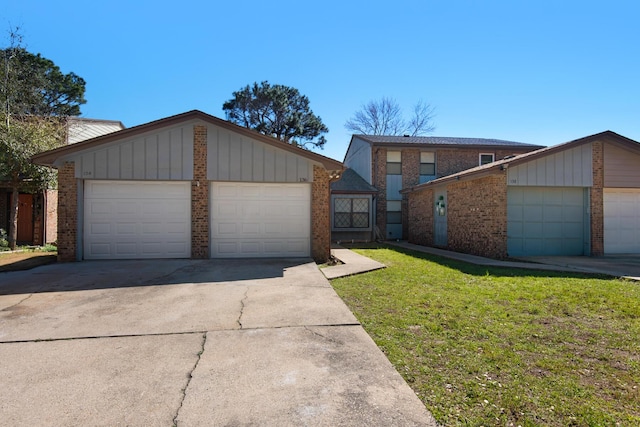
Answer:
[0,251,57,272]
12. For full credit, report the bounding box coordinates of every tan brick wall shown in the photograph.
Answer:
[436,148,533,177]
[45,189,58,244]
[448,174,508,258]
[407,187,434,246]
[312,165,331,263]
[57,162,77,262]
[191,124,209,259]
[591,141,604,256]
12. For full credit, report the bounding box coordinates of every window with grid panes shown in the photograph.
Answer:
[334,198,369,228]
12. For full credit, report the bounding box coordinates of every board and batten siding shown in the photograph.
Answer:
[73,124,194,180]
[604,142,640,188]
[206,124,313,183]
[343,136,373,184]
[507,143,593,187]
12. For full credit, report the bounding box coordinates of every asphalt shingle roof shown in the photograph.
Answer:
[331,168,377,193]
[356,135,540,147]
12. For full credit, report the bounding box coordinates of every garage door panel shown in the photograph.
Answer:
[84,181,190,259]
[211,182,311,258]
[508,187,586,256]
[604,189,640,253]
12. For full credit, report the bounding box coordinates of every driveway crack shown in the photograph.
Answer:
[1,294,33,312]
[173,332,207,427]
[237,288,249,329]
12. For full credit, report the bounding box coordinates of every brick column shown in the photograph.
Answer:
[191,125,209,258]
[373,147,387,236]
[311,165,331,263]
[57,162,77,262]
[591,141,604,256]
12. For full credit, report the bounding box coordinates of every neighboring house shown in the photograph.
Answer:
[33,110,343,262]
[332,135,543,241]
[0,117,124,246]
[331,168,378,243]
[403,131,640,258]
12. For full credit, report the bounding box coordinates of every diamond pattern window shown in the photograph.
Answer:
[334,198,370,228]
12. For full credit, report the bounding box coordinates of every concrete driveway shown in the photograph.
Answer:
[516,254,640,279]
[0,259,437,426]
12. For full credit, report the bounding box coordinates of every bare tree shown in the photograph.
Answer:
[406,100,436,136]
[345,97,436,136]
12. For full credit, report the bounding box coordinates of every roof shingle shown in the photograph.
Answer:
[356,135,540,147]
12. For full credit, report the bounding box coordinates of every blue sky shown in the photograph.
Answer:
[4,0,639,161]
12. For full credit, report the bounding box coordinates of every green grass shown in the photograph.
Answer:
[331,245,640,426]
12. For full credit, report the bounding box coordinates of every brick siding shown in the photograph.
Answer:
[57,162,77,261]
[447,174,508,259]
[590,141,604,256]
[32,192,43,246]
[191,125,209,259]
[45,189,58,244]
[407,187,434,246]
[312,165,331,263]
[372,147,387,235]
[436,148,532,177]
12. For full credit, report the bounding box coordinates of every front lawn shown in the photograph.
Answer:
[331,246,640,426]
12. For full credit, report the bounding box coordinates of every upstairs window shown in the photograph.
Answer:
[480,153,495,165]
[334,198,370,229]
[386,151,401,175]
[420,152,436,176]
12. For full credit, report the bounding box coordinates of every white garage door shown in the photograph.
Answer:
[211,182,310,258]
[604,189,640,254]
[84,181,191,259]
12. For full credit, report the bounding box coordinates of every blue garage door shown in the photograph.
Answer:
[507,187,587,256]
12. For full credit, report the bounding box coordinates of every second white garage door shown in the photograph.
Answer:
[604,189,640,254]
[210,182,311,258]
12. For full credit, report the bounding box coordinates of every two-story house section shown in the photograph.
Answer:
[336,134,544,241]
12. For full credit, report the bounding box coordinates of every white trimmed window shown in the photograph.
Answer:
[479,153,495,165]
[387,151,402,175]
[420,152,436,176]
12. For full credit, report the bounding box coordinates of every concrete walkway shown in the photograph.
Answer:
[0,259,437,426]
[322,245,386,279]
[387,241,640,280]
[319,240,640,282]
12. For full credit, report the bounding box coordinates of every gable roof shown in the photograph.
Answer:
[402,130,640,193]
[353,134,542,148]
[33,110,343,171]
[331,168,378,194]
